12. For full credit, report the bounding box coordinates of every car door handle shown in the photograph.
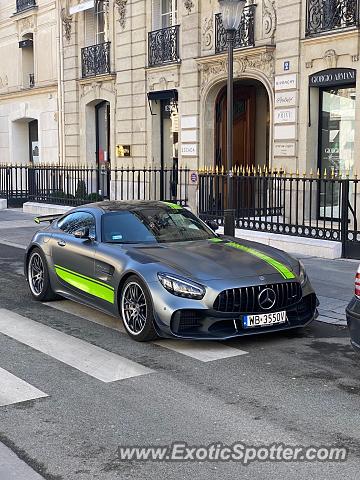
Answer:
[57,240,66,247]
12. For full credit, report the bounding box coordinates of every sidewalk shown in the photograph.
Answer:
[0,208,354,327]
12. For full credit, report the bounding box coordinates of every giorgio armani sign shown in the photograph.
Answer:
[309,68,356,88]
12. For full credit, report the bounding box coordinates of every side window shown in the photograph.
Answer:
[58,212,96,238]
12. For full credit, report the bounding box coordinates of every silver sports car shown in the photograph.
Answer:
[25,201,318,341]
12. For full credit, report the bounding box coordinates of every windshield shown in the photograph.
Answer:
[102,208,215,244]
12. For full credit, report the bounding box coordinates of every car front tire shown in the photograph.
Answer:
[120,275,158,342]
[27,248,58,301]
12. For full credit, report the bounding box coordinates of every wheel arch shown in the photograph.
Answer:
[116,270,153,314]
[25,244,43,279]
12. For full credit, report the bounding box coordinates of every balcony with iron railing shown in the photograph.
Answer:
[306,0,360,36]
[81,42,111,78]
[16,0,36,13]
[148,25,180,67]
[215,6,256,54]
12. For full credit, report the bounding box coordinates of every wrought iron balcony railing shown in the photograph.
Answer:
[148,25,180,67]
[16,0,36,12]
[215,6,256,54]
[306,0,359,36]
[81,42,111,78]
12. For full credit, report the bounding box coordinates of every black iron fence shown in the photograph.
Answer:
[306,0,359,36]
[215,6,256,54]
[0,164,189,208]
[81,42,111,78]
[16,0,36,12]
[199,170,360,259]
[148,25,180,67]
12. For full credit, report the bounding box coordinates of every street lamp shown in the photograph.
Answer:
[218,0,245,237]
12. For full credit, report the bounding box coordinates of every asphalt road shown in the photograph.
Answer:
[0,241,359,480]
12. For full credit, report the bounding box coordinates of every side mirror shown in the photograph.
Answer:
[206,220,219,231]
[74,227,90,239]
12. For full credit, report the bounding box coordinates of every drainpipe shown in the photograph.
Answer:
[56,0,65,165]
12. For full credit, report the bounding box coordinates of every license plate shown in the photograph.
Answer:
[243,310,287,328]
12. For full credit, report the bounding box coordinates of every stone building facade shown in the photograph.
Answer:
[1,0,360,190]
[0,0,59,164]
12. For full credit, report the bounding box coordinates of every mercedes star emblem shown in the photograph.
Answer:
[258,288,277,310]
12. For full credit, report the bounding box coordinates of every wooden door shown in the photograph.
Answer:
[215,85,256,171]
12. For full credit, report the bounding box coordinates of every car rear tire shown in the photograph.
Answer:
[120,275,158,342]
[27,248,58,301]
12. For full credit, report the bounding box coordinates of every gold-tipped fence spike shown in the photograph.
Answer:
[221,165,224,174]
[310,168,313,177]
[317,168,320,178]
[324,167,327,177]
[215,165,219,175]
[331,167,335,178]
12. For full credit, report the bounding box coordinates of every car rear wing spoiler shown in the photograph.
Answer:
[34,214,62,224]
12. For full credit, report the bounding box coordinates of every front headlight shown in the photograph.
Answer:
[157,273,206,300]
[298,260,307,286]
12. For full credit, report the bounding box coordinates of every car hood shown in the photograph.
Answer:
[130,238,297,281]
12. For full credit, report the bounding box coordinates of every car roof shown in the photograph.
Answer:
[81,200,182,212]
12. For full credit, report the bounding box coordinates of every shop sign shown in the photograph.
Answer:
[274,108,296,124]
[182,130,197,142]
[275,74,297,91]
[181,116,197,129]
[116,145,131,157]
[181,144,198,157]
[69,0,94,15]
[274,142,296,157]
[274,125,296,140]
[275,91,297,107]
[190,171,198,184]
[309,68,356,88]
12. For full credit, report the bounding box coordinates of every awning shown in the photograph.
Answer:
[147,89,178,102]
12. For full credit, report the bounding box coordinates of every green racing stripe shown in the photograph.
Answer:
[162,202,183,210]
[208,238,296,280]
[54,264,115,304]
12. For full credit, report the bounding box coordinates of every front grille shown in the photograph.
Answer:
[213,282,302,313]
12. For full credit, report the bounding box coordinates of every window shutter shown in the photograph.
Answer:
[152,0,161,30]
[84,8,95,46]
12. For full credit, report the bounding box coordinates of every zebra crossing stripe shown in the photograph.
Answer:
[0,367,48,407]
[45,301,249,362]
[44,300,125,333]
[152,339,248,362]
[0,309,153,383]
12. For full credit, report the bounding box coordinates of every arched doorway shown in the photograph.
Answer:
[84,99,111,198]
[215,79,269,171]
[95,100,110,198]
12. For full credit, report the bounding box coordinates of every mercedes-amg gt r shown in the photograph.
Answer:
[25,201,318,341]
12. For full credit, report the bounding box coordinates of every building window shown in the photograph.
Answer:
[161,0,177,28]
[84,0,109,46]
[16,0,36,13]
[319,86,356,176]
[152,0,177,30]
[82,1,110,78]
[20,33,34,89]
[306,0,359,36]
